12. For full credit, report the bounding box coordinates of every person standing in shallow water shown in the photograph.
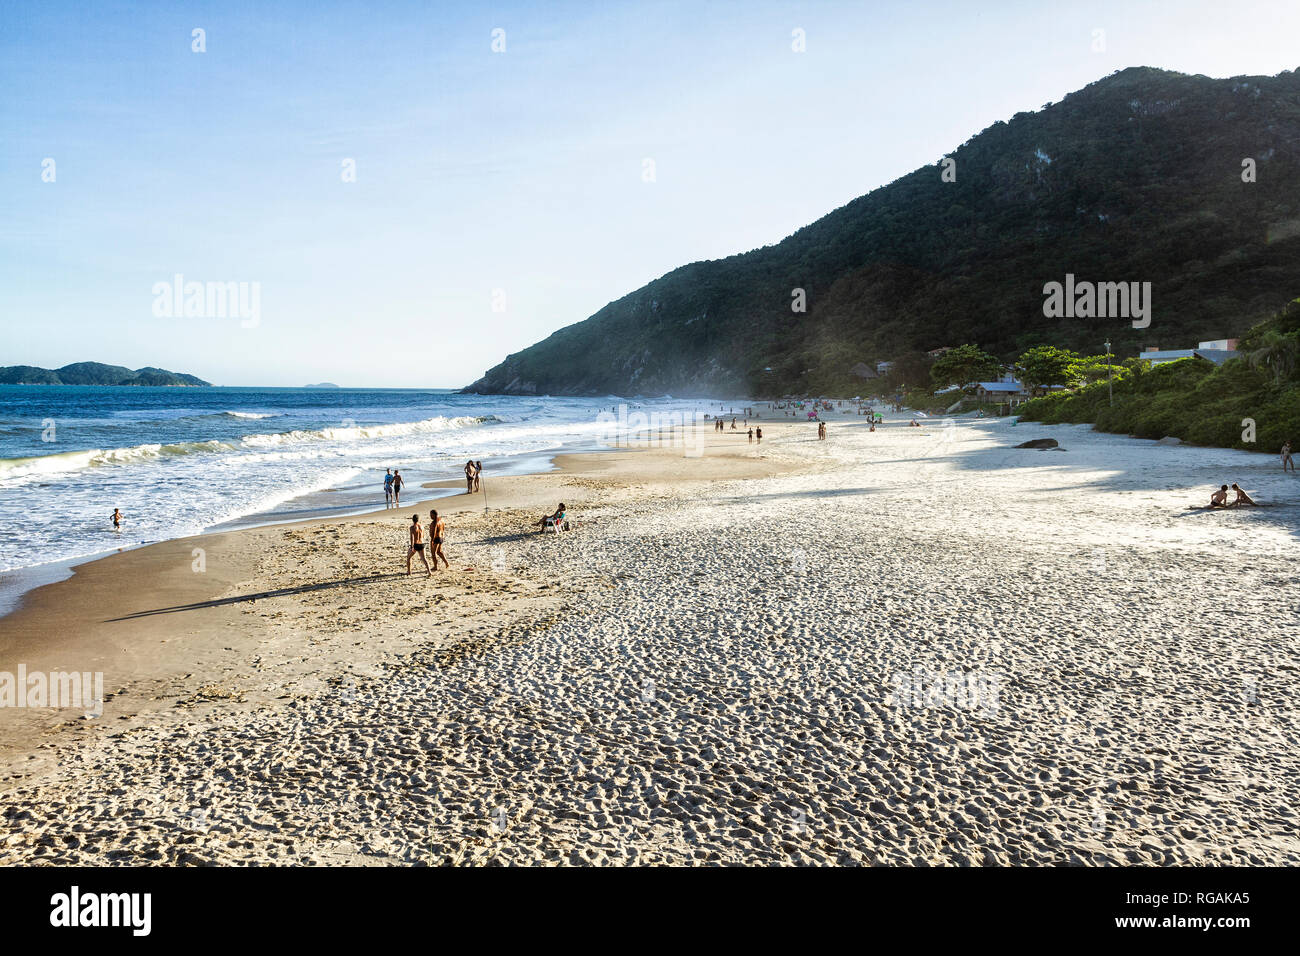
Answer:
[384,469,394,507]
[391,469,403,505]
[111,508,124,531]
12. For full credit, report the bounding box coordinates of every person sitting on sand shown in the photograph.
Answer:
[1283,441,1295,473]
[428,509,449,570]
[1229,483,1258,507]
[537,503,566,532]
[406,514,431,577]
[1209,484,1229,508]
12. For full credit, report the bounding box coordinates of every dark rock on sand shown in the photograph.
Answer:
[1015,438,1059,449]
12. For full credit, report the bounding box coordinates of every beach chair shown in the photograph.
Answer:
[544,513,571,533]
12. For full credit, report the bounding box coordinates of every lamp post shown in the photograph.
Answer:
[1104,340,1113,406]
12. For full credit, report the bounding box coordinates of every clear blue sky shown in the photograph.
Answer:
[3,0,1298,387]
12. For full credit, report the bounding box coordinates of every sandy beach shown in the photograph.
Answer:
[1,413,1297,866]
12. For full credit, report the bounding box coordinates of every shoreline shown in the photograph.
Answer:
[0,423,818,764]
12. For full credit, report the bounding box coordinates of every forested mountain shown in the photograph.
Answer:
[464,66,1300,397]
[0,363,210,386]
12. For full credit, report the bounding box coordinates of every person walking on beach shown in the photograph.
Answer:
[406,514,431,576]
[464,460,475,493]
[473,461,483,493]
[755,427,763,443]
[1282,441,1295,472]
[428,509,449,570]
[111,508,124,531]
[748,428,753,443]
[384,469,394,507]
[392,469,403,505]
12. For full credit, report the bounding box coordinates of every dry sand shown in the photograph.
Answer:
[1,415,1297,865]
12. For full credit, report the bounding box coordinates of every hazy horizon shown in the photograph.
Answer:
[4,0,1299,387]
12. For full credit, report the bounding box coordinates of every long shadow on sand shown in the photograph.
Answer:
[105,572,406,622]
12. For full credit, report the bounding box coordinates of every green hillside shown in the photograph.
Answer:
[465,67,1300,397]
[0,362,210,386]
[1018,298,1300,450]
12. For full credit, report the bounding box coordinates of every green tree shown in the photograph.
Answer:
[1069,353,1125,385]
[1016,345,1081,394]
[1246,329,1300,385]
[930,344,1000,391]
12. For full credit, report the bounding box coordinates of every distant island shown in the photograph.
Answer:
[0,362,211,387]
[304,382,341,388]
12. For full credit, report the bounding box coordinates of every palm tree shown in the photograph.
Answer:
[1246,331,1299,385]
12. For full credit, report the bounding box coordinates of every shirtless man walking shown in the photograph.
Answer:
[406,513,431,576]
[428,509,449,570]
[392,469,403,505]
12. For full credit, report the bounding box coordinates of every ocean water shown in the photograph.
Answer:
[0,386,730,577]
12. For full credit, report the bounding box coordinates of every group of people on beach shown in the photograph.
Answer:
[1209,483,1257,508]
[386,461,485,508]
[383,469,404,506]
[406,510,448,576]
[464,460,482,493]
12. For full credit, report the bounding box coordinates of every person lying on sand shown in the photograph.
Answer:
[1209,485,1229,508]
[406,514,431,577]
[1229,483,1258,507]
[428,509,449,569]
[537,503,566,531]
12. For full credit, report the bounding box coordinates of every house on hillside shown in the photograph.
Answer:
[850,362,879,380]
[1137,339,1241,367]
[876,361,894,375]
